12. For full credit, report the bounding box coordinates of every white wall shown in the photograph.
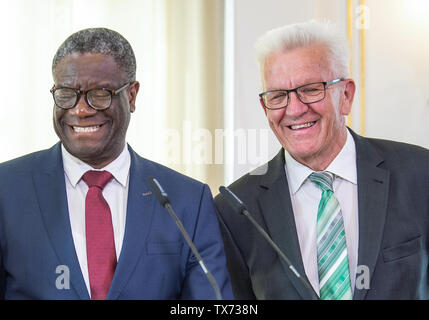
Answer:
[365,0,429,146]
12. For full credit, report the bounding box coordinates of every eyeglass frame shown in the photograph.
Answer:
[259,78,345,110]
[50,82,131,110]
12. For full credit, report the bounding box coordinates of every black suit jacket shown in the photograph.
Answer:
[215,130,429,299]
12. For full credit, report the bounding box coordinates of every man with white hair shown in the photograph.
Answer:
[215,20,429,300]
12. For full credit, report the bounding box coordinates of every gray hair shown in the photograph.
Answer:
[52,27,136,82]
[255,20,350,82]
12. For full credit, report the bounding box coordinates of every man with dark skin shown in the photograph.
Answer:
[0,28,233,300]
[53,52,137,168]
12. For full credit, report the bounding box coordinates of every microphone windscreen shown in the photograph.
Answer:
[147,176,170,206]
[219,186,247,215]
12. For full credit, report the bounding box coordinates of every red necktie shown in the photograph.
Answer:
[82,170,117,300]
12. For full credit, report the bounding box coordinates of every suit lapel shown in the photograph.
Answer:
[32,143,89,299]
[107,146,157,299]
[258,150,318,300]
[350,131,390,300]
[257,131,390,300]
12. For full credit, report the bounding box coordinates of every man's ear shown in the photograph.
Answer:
[340,79,356,116]
[128,81,140,113]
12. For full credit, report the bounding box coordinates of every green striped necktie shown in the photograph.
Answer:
[309,171,353,300]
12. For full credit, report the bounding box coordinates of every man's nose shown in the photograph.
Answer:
[285,91,309,117]
[68,94,98,116]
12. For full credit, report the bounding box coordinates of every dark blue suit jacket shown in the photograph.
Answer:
[0,143,233,299]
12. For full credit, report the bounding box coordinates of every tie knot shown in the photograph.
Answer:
[82,170,113,190]
[309,171,334,192]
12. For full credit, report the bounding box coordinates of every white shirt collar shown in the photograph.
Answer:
[285,129,357,194]
[62,144,131,188]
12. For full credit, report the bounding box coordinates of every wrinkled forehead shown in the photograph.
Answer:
[261,44,336,89]
[53,52,124,87]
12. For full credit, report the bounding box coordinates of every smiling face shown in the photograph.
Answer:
[261,44,355,171]
[53,52,139,168]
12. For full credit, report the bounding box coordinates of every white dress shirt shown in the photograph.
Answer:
[61,144,130,296]
[284,130,359,296]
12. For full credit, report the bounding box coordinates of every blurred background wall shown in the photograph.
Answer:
[0,0,428,194]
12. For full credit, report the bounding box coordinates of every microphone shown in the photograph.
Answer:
[147,177,222,300]
[219,186,319,300]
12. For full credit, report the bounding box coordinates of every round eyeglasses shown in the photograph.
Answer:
[259,78,344,110]
[50,82,130,110]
